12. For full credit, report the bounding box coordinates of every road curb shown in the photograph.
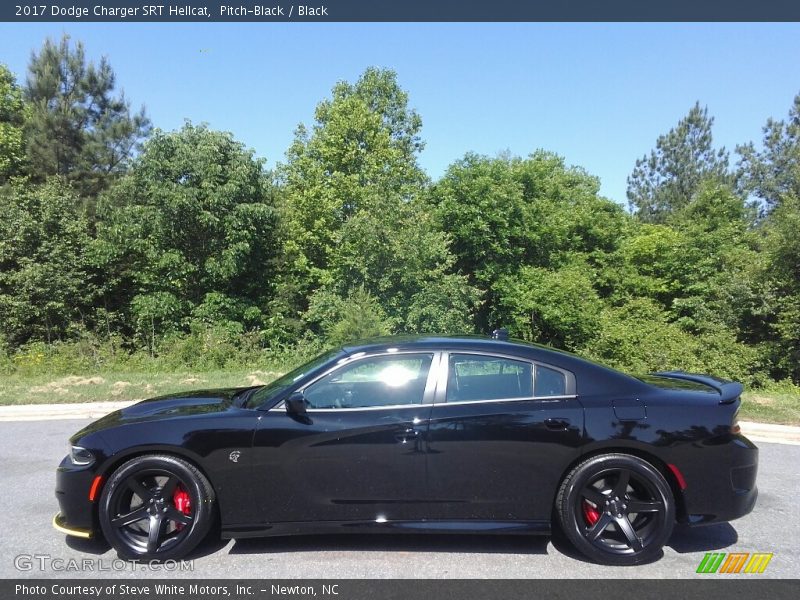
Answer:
[738,420,800,445]
[0,402,798,444]
[0,400,137,421]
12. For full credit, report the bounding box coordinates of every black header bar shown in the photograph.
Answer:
[2,1,800,22]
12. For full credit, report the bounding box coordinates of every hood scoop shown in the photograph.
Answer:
[121,396,224,418]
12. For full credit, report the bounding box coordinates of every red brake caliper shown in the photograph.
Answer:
[172,485,192,531]
[583,500,600,526]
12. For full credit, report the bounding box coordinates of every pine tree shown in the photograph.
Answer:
[627,103,729,222]
[24,35,150,202]
[737,92,800,214]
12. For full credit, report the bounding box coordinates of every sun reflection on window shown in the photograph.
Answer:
[378,364,416,388]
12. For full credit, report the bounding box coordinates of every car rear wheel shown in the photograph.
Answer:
[556,453,675,565]
[98,454,215,561]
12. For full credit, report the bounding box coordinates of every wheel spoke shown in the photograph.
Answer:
[146,514,165,553]
[160,475,179,497]
[616,515,643,551]
[127,478,154,501]
[585,513,613,542]
[166,507,192,525]
[626,499,663,513]
[582,488,607,506]
[612,469,630,498]
[111,506,149,528]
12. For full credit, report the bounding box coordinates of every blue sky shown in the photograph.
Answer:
[1,23,798,204]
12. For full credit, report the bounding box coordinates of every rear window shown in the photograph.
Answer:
[534,365,567,397]
[447,354,533,402]
[637,374,717,392]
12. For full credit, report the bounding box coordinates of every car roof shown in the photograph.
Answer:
[340,335,647,394]
[342,334,566,357]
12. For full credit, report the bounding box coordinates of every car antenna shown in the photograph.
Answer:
[491,328,509,341]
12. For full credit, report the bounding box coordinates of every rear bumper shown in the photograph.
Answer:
[679,434,759,525]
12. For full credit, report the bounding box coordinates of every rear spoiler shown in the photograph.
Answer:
[652,371,743,404]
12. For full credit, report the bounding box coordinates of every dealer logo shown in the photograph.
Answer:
[229,450,242,463]
[696,552,773,574]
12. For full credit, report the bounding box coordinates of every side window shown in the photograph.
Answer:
[447,354,533,402]
[534,364,567,397]
[303,353,433,409]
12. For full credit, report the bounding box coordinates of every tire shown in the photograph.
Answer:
[556,453,675,565]
[98,454,216,561]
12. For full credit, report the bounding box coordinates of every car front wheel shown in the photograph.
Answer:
[556,453,675,565]
[98,454,215,561]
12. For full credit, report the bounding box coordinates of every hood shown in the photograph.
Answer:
[71,387,250,441]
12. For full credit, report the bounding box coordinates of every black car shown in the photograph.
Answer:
[54,335,758,565]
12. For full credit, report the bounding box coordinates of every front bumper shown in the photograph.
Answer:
[55,455,98,534]
[52,512,93,539]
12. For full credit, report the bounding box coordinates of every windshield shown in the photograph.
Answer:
[247,348,344,407]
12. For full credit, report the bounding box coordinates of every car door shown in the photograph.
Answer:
[250,351,439,524]
[423,352,584,522]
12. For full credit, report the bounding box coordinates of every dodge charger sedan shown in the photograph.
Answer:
[54,335,758,565]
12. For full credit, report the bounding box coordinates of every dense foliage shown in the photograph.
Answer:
[1,36,799,388]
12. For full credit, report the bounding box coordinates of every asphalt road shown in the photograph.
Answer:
[1,419,796,579]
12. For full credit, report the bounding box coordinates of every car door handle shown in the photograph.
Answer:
[545,418,571,431]
[394,428,420,443]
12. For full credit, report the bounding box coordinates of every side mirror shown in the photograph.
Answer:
[285,391,308,416]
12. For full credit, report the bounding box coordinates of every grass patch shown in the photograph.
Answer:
[0,369,283,405]
[740,389,800,426]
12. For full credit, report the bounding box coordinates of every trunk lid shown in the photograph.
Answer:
[648,371,743,404]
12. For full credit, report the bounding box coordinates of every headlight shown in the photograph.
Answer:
[69,445,95,466]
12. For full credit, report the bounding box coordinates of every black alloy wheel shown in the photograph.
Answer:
[99,454,215,561]
[556,453,675,565]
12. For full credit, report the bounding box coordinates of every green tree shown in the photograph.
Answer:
[0,180,93,345]
[95,123,280,349]
[760,195,800,381]
[327,192,479,334]
[280,68,426,289]
[627,103,729,222]
[0,64,26,183]
[24,35,150,201]
[276,68,477,338]
[430,151,626,330]
[429,153,529,287]
[737,92,800,214]
[666,182,763,335]
[493,260,603,350]
[606,183,762,334]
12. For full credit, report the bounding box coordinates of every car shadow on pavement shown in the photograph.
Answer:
[63,522,739,563]
[548,522,739,565]
[65,535,111,555]
[229,533,551,556]
[666,523,738,554]
[63,528,232,561]
[227,522,739,565]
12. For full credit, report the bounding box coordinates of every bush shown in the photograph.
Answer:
[581,298,761,385]
[156,322,264,371]
[305,287,392,347]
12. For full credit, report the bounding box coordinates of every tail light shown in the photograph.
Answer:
[731,409,741,435]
